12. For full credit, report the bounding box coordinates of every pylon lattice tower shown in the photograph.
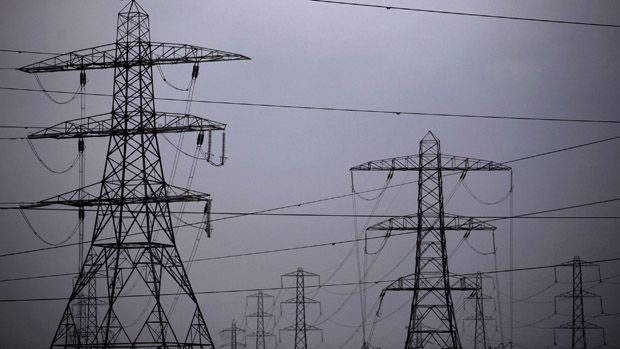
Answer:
[464,272,495,349]
[351,131,510,349]
[280,268,323,349]
[246,291,275,349]
[221,320,246,349]
[553,256,606,349]
[19,1,248,347]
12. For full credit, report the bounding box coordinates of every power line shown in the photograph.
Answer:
[305,0,620,28]
[0,130,618,259]
[0,134,618,276]
[1,256,619,303]
[2,206,620,219]
[1,196,619,282]
[1,85,619,125]
[0,49,61,55]
[504,135,620,164]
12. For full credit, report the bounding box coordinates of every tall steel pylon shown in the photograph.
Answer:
[221,320,247,349]
[246,291,275,349]
[280,268,323,349]
[553,256,606,349]
[19,1,249,347]
[351,131,510,349]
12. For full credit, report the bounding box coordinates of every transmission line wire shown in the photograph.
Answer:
[26,138,79,174]
[305,0,620,28]
[0,194,619,264]
[1,85,620,125]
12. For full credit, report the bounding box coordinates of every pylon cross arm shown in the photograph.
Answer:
[20,42,249,73]
[28,112,226,140]
[21,183,210,208]
[350,154,510,172]
[381,274,478,293]
[247,332,275,337]
[366,213,496,231]
[555,320,603,330]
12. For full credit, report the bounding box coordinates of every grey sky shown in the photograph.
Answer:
[1,0,619,348]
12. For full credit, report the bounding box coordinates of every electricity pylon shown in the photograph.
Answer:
[553,256,606,349]
[246,291,275,349]
[221,320,247,349]
[464,272,495,349]
[280,268,323,349]
[19,1,248,347]
[351,131,510,349]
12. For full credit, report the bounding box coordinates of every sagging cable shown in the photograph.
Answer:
[19,208,78,246]
[33,73,82,105]
[27,138,79,174]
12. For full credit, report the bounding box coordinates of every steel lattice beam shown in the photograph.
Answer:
[28,112,225,140]
[19,42,249,73]
[366,214,496,232]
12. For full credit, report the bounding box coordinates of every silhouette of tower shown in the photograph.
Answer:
[280,268,323,349]
[464,273,495,349]
[352,131,509,348]
[19,1,248,347]
[221,319,246,349]
[247,291,275,349]
[553,256,606,349]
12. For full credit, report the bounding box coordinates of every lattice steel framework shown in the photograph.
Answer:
[464,273,495,349]
[553,257,606,349]
[221,320,246,349]
[351,131,510,349]
[247,291,275,349]
[280,268,322,349]
[19,1,248,347]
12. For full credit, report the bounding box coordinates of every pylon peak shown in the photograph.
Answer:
[121,0,147,15]
[422,130,438,141]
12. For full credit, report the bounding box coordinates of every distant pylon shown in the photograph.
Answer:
[351,131,510,349]
[553,256,606,349]
[221,319,246,349]
[280,268,323,349]
[464,272,495,349]
[246,291,275,349]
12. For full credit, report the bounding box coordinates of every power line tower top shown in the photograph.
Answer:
[19,1,249,347]
[352,131,510,349]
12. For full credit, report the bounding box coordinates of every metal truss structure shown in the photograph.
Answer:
[19,1,248,347]
[246,291,275,349]
[553,257,606,349]
[280,268,323,349]
[464,273,495,349]
[221,320,246,349]
[351,131,510,349]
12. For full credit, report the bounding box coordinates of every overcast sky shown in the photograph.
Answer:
[1,0,619,348]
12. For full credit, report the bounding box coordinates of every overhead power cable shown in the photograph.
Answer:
[0,133,617,261]
[305,0,620,28]
[1,256,620,303]
[1,85,619,125]
[26,138,79,174]
[0,49,61,55]
[2,206,620,220]
[1,196,619,283]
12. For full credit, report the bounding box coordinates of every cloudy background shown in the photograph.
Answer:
[0,0,619,348]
